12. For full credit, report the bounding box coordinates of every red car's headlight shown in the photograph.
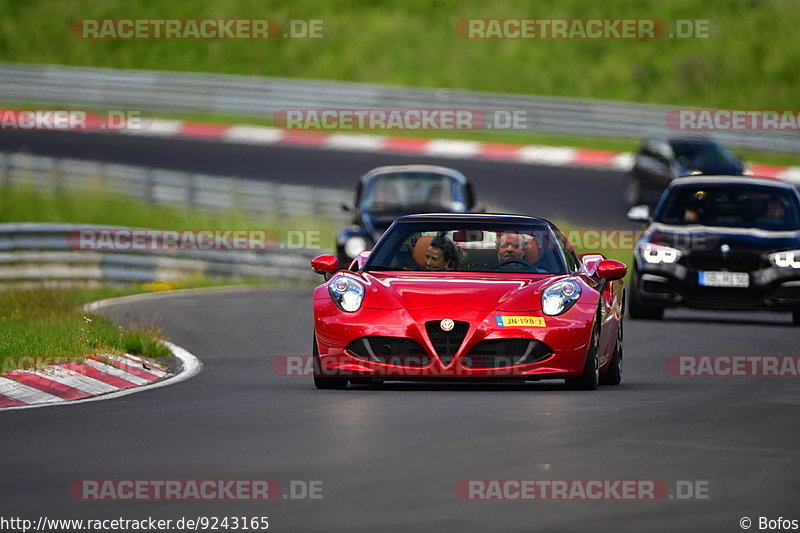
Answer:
[329,275,365,312]
[542,279,581,316]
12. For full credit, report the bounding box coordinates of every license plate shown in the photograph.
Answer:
[495,316,546,327]
[698,271,749,288]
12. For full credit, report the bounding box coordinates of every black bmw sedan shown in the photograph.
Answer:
[627,176,800,324]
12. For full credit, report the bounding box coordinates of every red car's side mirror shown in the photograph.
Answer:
[311,255,339,277]
[596,260,627,280]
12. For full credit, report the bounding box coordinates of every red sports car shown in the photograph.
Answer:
[310,214,627,390]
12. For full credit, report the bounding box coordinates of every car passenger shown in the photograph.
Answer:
[424,232,460,271]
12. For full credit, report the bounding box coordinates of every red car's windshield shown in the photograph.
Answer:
[364,222,572,274]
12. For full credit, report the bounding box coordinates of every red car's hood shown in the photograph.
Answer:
[362,271,562,310]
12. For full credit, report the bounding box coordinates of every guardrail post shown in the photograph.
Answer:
[188,172,196,209]
[99,161,108,192]
[0,152,8,189]
[54,157,63,194]
[145,167,155,204]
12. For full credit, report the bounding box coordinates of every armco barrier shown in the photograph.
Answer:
[0,223,321,283]
[0,151,352,224]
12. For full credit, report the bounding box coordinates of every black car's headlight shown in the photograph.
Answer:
[542,279,581,316]
[329,275,365,312]
[344,236,368,259]
[769,250,800,269]
[638,243,682,264]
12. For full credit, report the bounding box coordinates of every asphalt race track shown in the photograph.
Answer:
[2,132,799,532]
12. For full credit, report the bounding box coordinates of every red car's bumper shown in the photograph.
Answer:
[313,300,596,380]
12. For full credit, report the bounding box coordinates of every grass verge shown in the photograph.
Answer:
[1,0,798,110]
[0,279,283,373]
[0,286,171,372]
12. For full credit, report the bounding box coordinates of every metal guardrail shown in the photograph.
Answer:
[1,63,798,153]
[0,151,352,223]
[0,223,321,283]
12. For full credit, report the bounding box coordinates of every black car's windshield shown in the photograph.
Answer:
[359,173,467,211]
[364,221,571,274]
[656,184,800,230]
[670,141,739,168]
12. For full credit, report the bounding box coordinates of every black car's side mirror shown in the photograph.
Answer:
[627,205,650,223]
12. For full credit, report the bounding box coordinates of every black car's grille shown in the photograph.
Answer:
[425,320,470,365]
[346,337,430,367]
[685,251,763,271]
[682,287,763,307]
[462,339,552,368]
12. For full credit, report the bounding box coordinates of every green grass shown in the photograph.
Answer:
[0,0,797,110]
[0,280,290,372]
[0,183,337,249]
[0,287,171,371]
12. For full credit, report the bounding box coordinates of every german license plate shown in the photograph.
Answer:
[698,271,749,288]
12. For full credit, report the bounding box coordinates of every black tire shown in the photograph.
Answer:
[793,312,800,326]
[599,321,623,386]
[566,317,600,391]
[627,281,664,320]
[312,332,348,390]
[624,175,642,207]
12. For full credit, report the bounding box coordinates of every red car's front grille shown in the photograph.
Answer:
[425,320,470,366]
[346,337,431,367]
[462,339,552,368]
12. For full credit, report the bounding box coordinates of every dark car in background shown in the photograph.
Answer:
[625,137,747,206]
[336,165,479,266]
[626,176,800,323]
